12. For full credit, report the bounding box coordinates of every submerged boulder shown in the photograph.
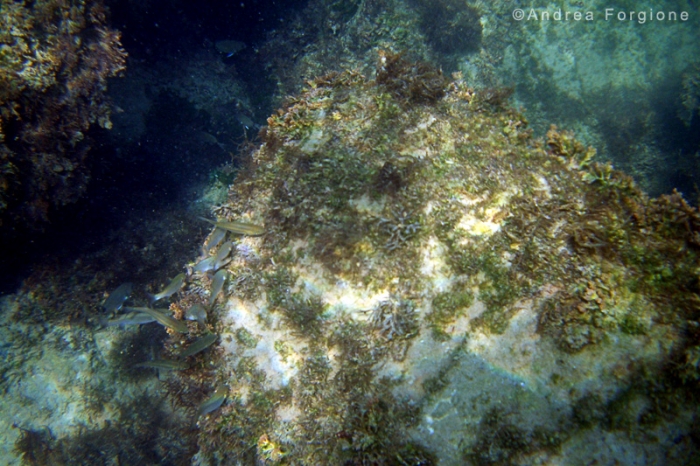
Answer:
[183,53,700,464]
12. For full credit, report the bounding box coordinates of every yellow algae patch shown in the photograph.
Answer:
[471,219,500,236]
[456,213,500,239]
[533,173,552,197]
[353,238,375,256]
[492,189,516,207]
[454,189,518,238]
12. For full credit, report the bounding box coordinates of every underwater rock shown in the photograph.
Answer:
[179,55,700,464]
[0,0,126,233]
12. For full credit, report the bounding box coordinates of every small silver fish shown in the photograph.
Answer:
[179,333,218,357]
[134,359,190,370]
[103,282,133,313]
[199,386,227,415]
[209,269,228,306]
[196,131,227,152]
[214,40,246,56]
[193,257,216,274]
[235,112,259,131]
[199,217,265,236]
[185,304,207,326]
[213,242,233,270]
[149,273,186,302]
[204,227,226,252]
[105,311,156,327]
[126,307,189,333]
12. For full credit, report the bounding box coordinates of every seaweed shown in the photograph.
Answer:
[376,51,447,105]
[0,0,126,232]
[13,425,53,466]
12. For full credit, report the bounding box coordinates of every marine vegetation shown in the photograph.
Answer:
[13,391,197,464]
[0,0,126,233]
[165,52,700,463]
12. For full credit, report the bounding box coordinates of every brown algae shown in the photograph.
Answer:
[170,55,700,464]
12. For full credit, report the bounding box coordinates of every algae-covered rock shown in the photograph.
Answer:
[184,54,700,464]
[0,0,126,232]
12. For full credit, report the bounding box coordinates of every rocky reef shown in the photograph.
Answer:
[1,0,698,463]
[166,53,700,463]
[260,0,700,200]
[0,0,126,233]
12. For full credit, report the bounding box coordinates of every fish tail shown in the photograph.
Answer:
[199,216,216,226]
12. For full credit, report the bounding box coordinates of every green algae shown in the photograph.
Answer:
[168,54,700,463]
[234,327,258,349]
[428,287,474,340]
